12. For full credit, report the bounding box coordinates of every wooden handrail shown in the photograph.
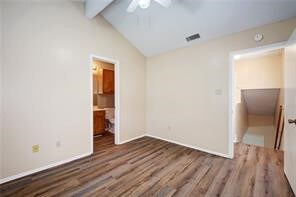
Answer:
[274,105,283,150]
[277,119,285,150]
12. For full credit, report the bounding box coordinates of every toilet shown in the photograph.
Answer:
[105,108,115,133]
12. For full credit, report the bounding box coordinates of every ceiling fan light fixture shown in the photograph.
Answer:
[138,0,151,9]
[127,0,171,13]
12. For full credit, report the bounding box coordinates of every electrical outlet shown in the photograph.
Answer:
[32,145,39,153]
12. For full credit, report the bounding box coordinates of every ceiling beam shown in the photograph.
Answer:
[85,0,114,19]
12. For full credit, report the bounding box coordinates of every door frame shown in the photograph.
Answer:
[283,28,296,193]
[89,54,120,151]
[228,41,286,158]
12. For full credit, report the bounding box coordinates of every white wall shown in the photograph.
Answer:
[235,52,284,90]
[234,96,248,142]
[1,1,146,179]
[0,0,3,179]
[146,18,296,156]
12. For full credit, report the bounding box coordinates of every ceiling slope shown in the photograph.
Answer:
[242,89,280,116]
[101,0,296,57]
[85,0,114,19]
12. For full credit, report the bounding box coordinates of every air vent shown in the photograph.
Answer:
[186,33,200,42]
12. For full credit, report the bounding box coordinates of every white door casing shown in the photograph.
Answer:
[284,28,296,193]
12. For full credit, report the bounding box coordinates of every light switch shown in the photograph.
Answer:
[215,89,223,95]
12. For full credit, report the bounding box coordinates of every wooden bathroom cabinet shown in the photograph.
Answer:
[97,69,114,94]
[93,110,106,135]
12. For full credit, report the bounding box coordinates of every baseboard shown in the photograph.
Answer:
[0,134,147,184]
[119,134,147,144]
[146,134,231,159]
[0,134,231,184]
[0,152,92,184]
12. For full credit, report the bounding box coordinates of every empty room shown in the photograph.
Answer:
[0,0,296,196]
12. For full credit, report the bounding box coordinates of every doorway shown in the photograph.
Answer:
[229,42,286,157]
[90,55,120,150]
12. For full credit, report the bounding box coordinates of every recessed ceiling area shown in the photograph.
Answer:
[100,0,296,57]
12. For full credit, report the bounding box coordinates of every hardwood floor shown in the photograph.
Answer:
[0,134,294,197]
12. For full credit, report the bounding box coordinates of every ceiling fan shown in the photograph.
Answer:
[127,0,172,12]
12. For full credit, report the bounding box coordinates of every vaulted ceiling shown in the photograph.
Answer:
[89,0,296,57]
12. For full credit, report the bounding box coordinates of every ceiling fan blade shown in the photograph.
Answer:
[153,0,171,7]
[127,0,139,12]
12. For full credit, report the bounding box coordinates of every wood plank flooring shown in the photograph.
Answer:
[0,133,294,197]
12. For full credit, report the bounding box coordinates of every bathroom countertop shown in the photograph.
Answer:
[93,106,105,112]
[93,106,115,112]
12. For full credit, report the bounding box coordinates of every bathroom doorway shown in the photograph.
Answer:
[90,55,120,149]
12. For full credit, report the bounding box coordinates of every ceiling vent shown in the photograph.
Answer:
[186,33,200,42]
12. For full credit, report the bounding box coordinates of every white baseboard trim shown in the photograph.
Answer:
[0,134,231,184]
[0,152,92,184]
[146,134,232,159]
[118,134,146,144]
